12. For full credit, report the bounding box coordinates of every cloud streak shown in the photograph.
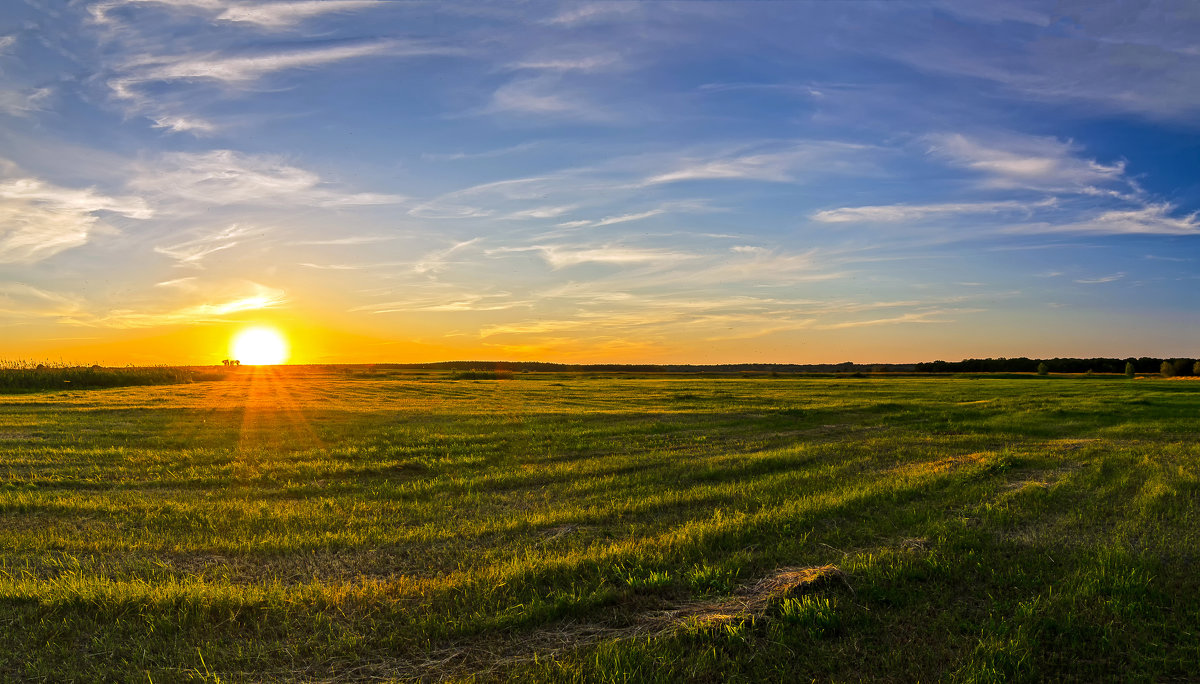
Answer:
[113,40,434,90]
[0,88,53,117]
[812,199,1053,223]
[0,282,85,320]
[131,150,404,208]
[92,0,382,29]
[216,1,382,29]
[95,282,287,327]
[535,245,696,269]
[926,133,1126,191]
[153,224,260,266]
[1074,273,1124,284]
[0,175,152,263]
[642,141,874,185]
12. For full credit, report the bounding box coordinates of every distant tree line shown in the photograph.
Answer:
[369,361,918,374]
[914,357,1196,375]
[325,358,1200,376]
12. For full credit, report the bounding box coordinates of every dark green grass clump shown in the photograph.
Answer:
[0,361,224,393]
[0,369,1196,681]
[449,370,514,380]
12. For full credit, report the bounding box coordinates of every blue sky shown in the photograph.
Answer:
[1,0,1198,364]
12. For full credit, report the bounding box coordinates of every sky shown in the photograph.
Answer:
[1,0,1198,365]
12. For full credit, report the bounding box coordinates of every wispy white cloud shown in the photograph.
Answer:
[555,220,593,229]
[926,132,1126,191]
[413,238,483,274]
[91,0,381,29]
[816,309,968,329]
[0,178,152,219]
[698,81,825,97]
[154,276,198,288]
[486,76,611,121]
[474,291,975,346]
[812,199,1053,223]
[149,114,216,134]
[410,144,854,227]
[527,244,696,269]
[408,177,546,219]
[643,141,872,185]
[1073,204,1200,236]
[544,3,641,26]
[405,294,527,313]
[90,0,222,25]
[1074,273,1124,284]
[102,28,460,132]
[0,175,152,263]
[0,282,85,319]
[130,150,405,208]
[509,55,621,72]
[593,209,665,227]
[352,290,527,315]
[298,262,360,270]
[885,5,1200,120]
[113,40,430,89]
[216,1,381,29]
[0,87,53,117]
[0,204,99,265]
[294,235,395,246]
[153,224,260,266]
[681,246,844,286]
[316,191,406,207]
[644,152,795,185]
[12,276,286,328]
[504,205,578,220]
[91,281,286,327]
[1005,203,1200,236]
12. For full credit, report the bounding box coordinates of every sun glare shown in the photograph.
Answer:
[231,327,289,365]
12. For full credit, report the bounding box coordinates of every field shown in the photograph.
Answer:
[0,368,1197,682]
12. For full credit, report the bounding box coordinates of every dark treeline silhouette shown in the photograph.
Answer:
[914,357,1196,375]
[358,358,1197,375]
[369,361,918,374]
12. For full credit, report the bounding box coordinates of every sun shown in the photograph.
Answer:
[230,326,289,365]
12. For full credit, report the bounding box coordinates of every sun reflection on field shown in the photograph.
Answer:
[233,366,322,458]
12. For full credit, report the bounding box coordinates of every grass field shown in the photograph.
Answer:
[0,368,1197,681]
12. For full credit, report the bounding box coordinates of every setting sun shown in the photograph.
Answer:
[231,327,289,365]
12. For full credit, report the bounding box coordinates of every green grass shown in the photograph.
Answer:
[0,367,1196,681]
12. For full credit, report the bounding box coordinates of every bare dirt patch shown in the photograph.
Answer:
[369,565,849,682]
